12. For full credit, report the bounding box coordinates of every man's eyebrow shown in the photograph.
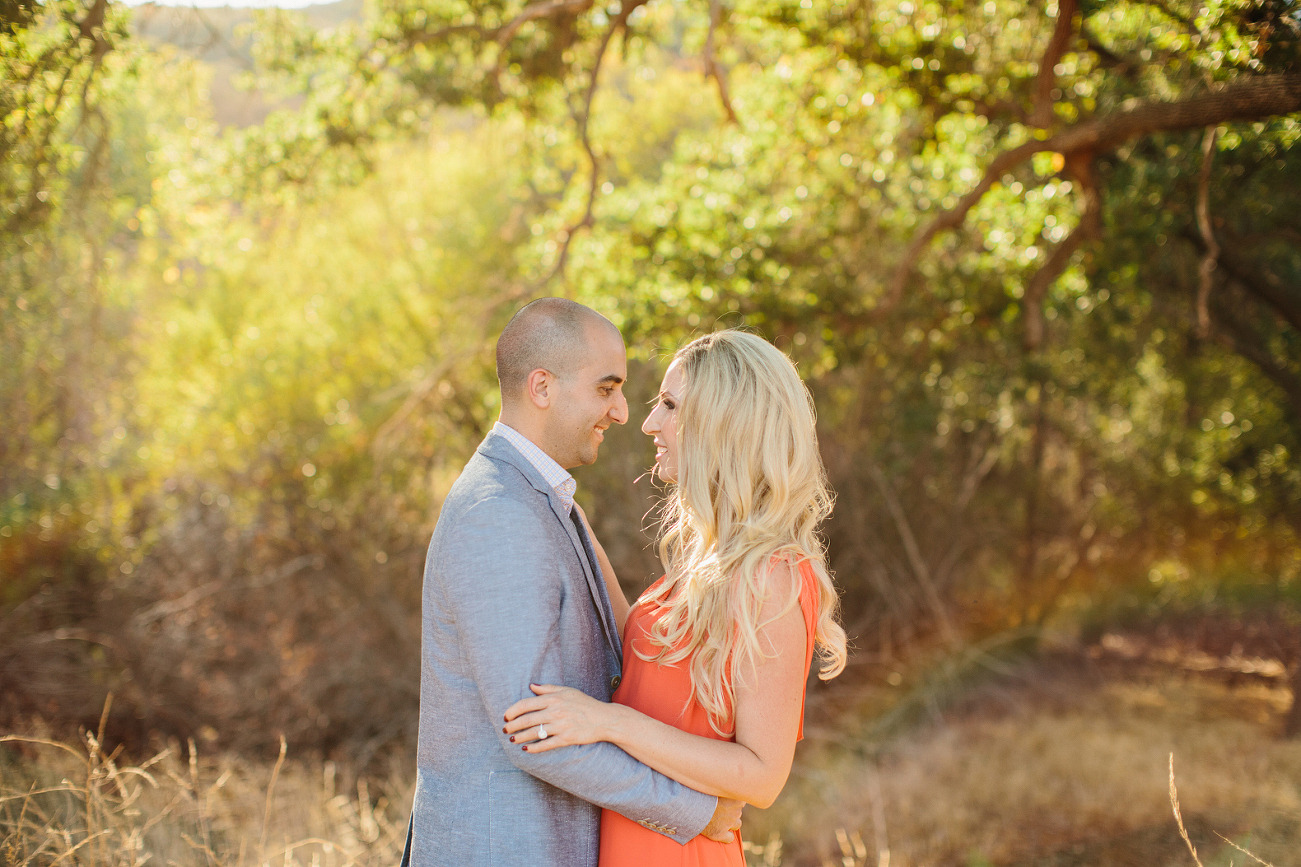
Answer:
[596,374,625,385]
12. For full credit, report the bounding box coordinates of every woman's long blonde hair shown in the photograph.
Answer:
[639,330,847,735]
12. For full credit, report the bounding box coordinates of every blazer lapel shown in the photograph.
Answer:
[479,431,623,661]
[562,505,623,660]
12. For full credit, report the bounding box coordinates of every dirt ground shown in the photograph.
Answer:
[752,638,1301,867]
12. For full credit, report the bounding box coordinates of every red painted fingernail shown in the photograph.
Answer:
[509,736,516,743]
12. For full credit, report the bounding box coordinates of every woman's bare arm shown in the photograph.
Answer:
[504,560,807,808]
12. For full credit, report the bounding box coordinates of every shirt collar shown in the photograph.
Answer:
[492,421,577,513]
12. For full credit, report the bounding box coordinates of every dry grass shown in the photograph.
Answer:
[0,705,410,867]
[4,656,1297,867]
[754,655,1301,867]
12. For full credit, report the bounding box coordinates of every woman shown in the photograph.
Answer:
[504,330,847,866]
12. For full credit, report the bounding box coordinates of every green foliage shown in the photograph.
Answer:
[2,0,1299,754]
[1,0,148,603]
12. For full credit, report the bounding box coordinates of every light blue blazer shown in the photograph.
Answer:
[410,429,716,867]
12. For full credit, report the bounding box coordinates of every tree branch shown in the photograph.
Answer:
[865,461,960,646]
[885,138,1041,308]
[1031,0,1078,129]
[406,0,595,51]
[1081,24,1139,77]
[887,73,1301,309]
[970,96,1031,125]
[1180,228,1301,334]
[487,0,596,86]
[403,23,491,47]
[533,0,649,290]
[1208,295,1301,422]
[1041,73,1301,158]
[702,0,739,124]
[496,0,594,48]
[1220,257,1301,335]
[1134,0,1201,38]
[1195,126,1220,338]
[76,0,108,42]
[1230,225,1301,248]
[546,13,621,286]
[192,7,257,73]
[1022,176,1100,349]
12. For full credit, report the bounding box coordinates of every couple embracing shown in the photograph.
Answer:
[406,298,847,867]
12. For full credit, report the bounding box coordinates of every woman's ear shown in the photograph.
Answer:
[525,368,553,409]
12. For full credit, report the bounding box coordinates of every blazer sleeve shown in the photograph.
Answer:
[433,495,717,844]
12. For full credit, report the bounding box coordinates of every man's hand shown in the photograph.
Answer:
[700,797,743,843]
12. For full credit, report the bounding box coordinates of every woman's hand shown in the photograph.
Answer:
[502,683,622,752]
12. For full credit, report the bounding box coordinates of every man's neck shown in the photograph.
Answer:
[497,411,539,443]
[496,415,563,466]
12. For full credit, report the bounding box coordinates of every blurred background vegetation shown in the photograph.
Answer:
[2,0,1300,863]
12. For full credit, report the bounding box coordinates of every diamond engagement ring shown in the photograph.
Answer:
[537,725,549,740]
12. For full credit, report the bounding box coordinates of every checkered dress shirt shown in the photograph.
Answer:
[492,422,577,514]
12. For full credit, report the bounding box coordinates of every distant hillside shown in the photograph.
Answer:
[129,0,363,127]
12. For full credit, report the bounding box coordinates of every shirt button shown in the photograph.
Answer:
[610,675,622,692]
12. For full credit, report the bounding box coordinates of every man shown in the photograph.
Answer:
[407,298,742,866]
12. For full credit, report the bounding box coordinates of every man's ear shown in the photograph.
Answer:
[525,368,552,409]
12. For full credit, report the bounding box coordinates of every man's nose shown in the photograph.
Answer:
[610,392,629,425]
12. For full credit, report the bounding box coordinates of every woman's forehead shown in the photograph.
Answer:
[661,359,685,394]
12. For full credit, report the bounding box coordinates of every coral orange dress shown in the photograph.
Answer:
[598,560,820,867]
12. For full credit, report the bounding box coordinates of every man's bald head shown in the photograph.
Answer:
[496,298,620,405]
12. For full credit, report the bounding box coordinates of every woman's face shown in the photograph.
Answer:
[641,360,684,483]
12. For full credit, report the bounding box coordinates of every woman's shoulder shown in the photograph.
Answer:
[630,575,672,618]
[752,553,817,621]
[637,574,670,601]
[762,550,818,591]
